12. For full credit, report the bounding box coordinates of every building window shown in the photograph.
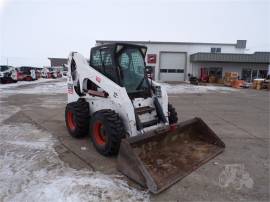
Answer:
[168,69,176,73]
[177,69,184,73]
[258,70,268,78]
[209,67,223,79]
[242,69,252,82]
[211,48,221,53]
[252,70,258,80]
[160,69,184,73]
[160,69,167,73]
[242,68,268,82]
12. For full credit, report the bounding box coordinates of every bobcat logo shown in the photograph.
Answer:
[219,164,254,190]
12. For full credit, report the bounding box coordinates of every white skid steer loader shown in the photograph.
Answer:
[65,43,225,193]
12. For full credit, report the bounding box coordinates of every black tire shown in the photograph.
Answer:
[168,103,178,124]
[90,109,125,156]
[65,98,90,138]
[0,78,5,84]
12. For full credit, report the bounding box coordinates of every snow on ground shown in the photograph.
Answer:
[0,78,64,89]
[0,122,149,202]
[0,85,149,202]
[0,78,67,95]
[0,78,239,96]
[160,83,239,94]
[6,81,66,95]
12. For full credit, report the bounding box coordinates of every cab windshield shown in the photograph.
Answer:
[118,48,148,93]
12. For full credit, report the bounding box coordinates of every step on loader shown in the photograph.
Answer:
[65,43,225,193]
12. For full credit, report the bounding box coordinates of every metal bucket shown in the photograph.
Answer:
[117,117,225,193]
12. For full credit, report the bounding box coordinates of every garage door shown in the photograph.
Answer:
[159,52,186,81]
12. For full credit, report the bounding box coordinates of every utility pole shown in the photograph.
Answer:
[6,58,8,66]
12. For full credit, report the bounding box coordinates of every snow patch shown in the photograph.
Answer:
[0,124,149,202]
[0,78,64,89]
[160,83,239,94]
[0,94,149,202]
[5,139,54,150]
[10,172,148,202]
[0,80,66,95]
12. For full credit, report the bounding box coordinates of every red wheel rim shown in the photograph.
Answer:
[67,111,76,130]
[93,121,106,145]
[169,124,177,131]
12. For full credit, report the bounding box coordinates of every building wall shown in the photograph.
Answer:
[133,43,245,81]
[48,58,68,67]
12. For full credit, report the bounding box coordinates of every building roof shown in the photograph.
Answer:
[48,58,68,66]
[96,40,244,47]
[190,52,270,64]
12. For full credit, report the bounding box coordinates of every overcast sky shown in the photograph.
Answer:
[0,0,269,66]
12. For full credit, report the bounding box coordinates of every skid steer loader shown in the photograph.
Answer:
[65,43,225,193]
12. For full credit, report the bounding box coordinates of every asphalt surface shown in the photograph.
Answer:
[1,80,269,201]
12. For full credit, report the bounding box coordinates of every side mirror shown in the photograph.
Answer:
[145,66,153,75]
[145,66,153,79]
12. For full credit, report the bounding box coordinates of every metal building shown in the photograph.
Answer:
[48,58,68,67]
[96,40,270,82]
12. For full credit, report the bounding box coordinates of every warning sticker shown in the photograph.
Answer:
[68,83,73,94]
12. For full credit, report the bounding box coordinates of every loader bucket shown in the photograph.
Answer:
[117,117,225,193]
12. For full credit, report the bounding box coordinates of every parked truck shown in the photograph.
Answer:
[0,65,17,83]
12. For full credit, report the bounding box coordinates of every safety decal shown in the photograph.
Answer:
[96,76,101,83]
[68,83,73,94]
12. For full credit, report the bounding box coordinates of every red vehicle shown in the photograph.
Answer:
[43,67,62,79]
[17,66,37,81]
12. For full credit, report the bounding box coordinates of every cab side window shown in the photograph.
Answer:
[91,50,102,71]
[90,48,119,84]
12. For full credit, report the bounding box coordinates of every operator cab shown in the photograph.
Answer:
[90,43,151,99]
